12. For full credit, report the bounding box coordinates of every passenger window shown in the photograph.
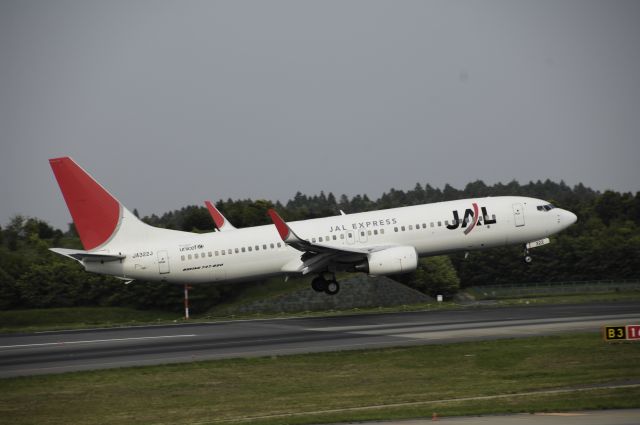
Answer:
[208,251,212,257]
[422,223,426,229]
[374,229,378,235]
[430,222,434,228]
[319,237,323,242]
[312,238,316,243]
[241,247,246,253]
[188,254,192,260]
[270,243,275,249]
[360,231,365,237]
[181,255,185,261]
[277,242,282,248]
[401,226,406,231]
[221,251,226,256]
[332,235,337,240]
[438,221,442,227]
[255,245,259,251]
[340,234,344,239]
[194,253,199,259]
[380,229,385,234]
[235,248,239,254]
[215,251,219,256]
[394,227,398,232]
[348,233,353,238]
[367,230,372,236]
[409,225,413,230]
[263,244,267,250]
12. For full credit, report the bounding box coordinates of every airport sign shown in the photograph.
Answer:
[603,325,640,342]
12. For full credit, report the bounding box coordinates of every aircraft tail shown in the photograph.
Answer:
[49,157,146,251]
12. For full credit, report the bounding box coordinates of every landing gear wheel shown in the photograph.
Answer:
[324,280,340,295]
[311,276,327,293]
[523,246,533,265]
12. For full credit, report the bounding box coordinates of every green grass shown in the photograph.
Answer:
[2,291,638,334]
[199,290,640,322]
[0,307,180,333]
[0,333,638,424]
[206,275,310,314]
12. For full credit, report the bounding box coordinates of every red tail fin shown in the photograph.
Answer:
[49,157,120,250]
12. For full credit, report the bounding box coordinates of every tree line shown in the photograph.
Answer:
[1,179,638,312]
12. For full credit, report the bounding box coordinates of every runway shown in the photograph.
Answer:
[1,301,639,378]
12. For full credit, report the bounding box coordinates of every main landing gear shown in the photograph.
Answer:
[311,273,340,295]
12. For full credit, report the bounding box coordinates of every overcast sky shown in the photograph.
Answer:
[1,0,639,230]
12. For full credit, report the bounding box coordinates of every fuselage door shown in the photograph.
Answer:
[512,203,525,227]
[157,250,170,274]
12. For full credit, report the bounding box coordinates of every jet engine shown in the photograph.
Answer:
[354,246,418,276]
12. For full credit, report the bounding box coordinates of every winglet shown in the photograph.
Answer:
[267,209,292,241]
[267,209,309,248]
[205,201,236,231]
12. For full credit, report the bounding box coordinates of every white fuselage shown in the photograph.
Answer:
[84,196,576,284]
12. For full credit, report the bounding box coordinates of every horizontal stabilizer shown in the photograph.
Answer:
[50,248,125,263]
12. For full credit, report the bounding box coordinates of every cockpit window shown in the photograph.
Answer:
[537,204,556,212]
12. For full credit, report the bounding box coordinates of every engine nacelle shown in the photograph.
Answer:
[355,246,418,276]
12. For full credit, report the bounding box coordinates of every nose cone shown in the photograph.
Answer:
[560,209,577,228]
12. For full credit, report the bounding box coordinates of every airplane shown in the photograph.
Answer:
[49,157,577,295]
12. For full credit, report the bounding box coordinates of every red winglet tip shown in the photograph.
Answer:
[205,201,225,228]
[268,209,290,240]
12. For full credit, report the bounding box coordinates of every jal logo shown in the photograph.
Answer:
[447,203,497,235]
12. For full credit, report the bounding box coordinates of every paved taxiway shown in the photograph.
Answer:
[1,301,638,378]
[354,409,640,425]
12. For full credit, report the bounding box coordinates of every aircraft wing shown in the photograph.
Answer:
[50,248,125,263]
[267,209,392,274]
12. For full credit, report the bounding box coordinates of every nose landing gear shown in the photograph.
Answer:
[523,247,533,264]
[311,273,340,295]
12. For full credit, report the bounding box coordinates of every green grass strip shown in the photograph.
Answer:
[0,307,179,333]
[0,333,638,425]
